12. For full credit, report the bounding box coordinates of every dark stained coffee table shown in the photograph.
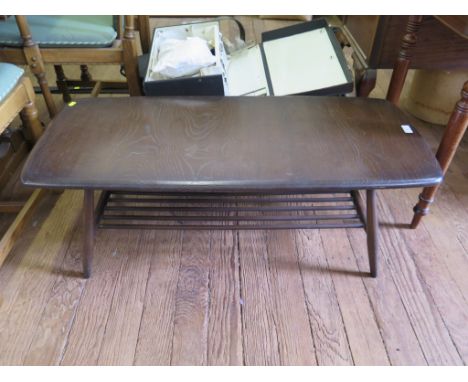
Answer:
[21,97,442,278]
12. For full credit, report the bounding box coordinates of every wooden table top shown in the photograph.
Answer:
[21,96,442,192]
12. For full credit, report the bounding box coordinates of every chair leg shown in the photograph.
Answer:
[19,76,44,144]
[15,16,58,118]
[137,15,151,54]
[386,16,423,105]
[122,15,142,96]
[80,65,92,82]
[36,72,58,118]
[356,68,377,98]
[411,81,468,228]
[366,189,378,278]
[19,101,44,144]
[54,65,72,103]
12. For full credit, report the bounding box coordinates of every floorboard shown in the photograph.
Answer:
[295,229,353,365]
[97,230,152,365]
[170,230,211,365]
[383,188,468,363]
[0,190,81,365]
[207,229,243,365]
[59,229,132,365]
[133,231,183,365]
[22,222,86,365]
[347,226,427,365]
[264,230,316,365]
[375,193,464,365]
[320,229,390,365]
[238,230,281,365]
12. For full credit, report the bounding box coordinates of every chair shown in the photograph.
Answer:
[0,62,45,269]
[385,16,468,228]
[0,15,143,118]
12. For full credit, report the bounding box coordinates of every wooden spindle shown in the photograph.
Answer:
[137,15,151,54]
[19,101,44,144]
[124,15,135,39]
[386,16,423,105]
[54,65,72,103]
[116,15,123,40]
[80,65,92,82]
[122,15,142,96]
[411,81,468,228]
[15,15,57,117]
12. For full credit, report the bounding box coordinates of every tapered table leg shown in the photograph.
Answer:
[366,189,378,278]
[83,190,95,278]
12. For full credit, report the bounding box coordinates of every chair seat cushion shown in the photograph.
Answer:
[0,16,117,48]
[0,63,24,102]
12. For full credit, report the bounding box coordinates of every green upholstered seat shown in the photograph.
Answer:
[0,63,24,102]
[0,16,117,48]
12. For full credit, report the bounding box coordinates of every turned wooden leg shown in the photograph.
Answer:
[36,72,57,118]
[411,81,468,228]
[137,15,151,54]
[356,68,377,97]
[15,17,55,113]
[80,64,92,82]
[19,101,44,144]
[386,16,423,105]
[122,15,142,96]
[367,189,378,278]
[15,16,58,118]
[53,65,72,103]
[83,189,95,278]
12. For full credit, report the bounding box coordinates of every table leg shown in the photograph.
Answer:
[411,81,468,228]
[366,190,378,278]
[83,190,95,278]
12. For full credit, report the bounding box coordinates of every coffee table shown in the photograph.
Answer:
[21,96,442,278]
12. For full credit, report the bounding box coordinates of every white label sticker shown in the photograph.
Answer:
[401,124,414,134]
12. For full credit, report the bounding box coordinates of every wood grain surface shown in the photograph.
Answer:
[21,96,442,192]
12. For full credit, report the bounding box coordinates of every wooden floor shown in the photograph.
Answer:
[0,17,467,366]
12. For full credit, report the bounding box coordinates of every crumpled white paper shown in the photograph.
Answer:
[152,36,216,79]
